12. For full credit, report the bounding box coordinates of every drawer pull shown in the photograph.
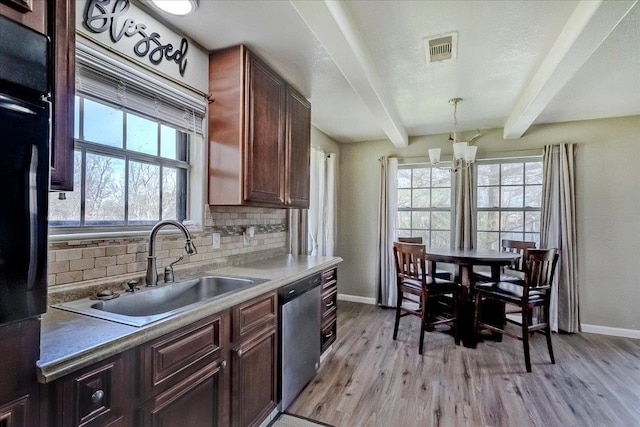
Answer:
[220,360,227,370]
[325,300,334,308]
[324,331,333,339]
[91,389,105,406]
[236,349,244,357]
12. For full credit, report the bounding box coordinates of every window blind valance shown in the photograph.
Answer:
[76,39,206,135]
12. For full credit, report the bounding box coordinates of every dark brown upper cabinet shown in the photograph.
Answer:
[0,0,47,34]
[285,86,311,208]
[208,45,310,208]
[48,0,75,191]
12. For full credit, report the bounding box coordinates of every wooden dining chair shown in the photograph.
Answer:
[475,239,537,284]
[397,237,422,244]
[473,248,559,372]
[392,242,460,354]
[398,237,452,280]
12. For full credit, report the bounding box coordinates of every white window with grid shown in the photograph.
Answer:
[475,159,543,250]
[396,165,453,247]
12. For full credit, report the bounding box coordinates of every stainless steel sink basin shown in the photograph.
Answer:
[53,275,268,327]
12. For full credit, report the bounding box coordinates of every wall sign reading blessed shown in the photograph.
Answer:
[83,0,189,76]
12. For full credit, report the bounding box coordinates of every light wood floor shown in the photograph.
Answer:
[288,302,640,427]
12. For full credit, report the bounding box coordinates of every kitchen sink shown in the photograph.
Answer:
[53,275,269,327]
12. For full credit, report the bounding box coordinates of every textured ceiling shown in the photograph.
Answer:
[149,0,640,145]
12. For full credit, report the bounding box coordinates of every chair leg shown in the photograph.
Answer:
[522,307,532,372]
[393,292,402,340]
[473,292,482,345]
[419,295,427,355]
[543,305,555,364]
[545,323,555,364]
[453,292,460,345]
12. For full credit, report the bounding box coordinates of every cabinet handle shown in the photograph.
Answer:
[91,389,105,406]
[220,360,227,370]
[324,331,333,339]
[326,300,334,308]
[236,349,244,357]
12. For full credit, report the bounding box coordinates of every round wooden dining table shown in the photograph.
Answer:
[422,247,521,347]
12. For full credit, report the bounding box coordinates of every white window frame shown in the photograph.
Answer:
[474,157,544,250]
[396,163,454,247]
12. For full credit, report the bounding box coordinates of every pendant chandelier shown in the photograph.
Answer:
[428,98,478,173]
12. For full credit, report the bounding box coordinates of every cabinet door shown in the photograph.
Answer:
[49,0,75,191]
[0,395,29,427]
[243,52,285,205]
[139,359,226,427]
[285,86,311,208]
[231,327,277,427]
[56,353,128,427]
[0,319,40,427]
[0,0,46,34]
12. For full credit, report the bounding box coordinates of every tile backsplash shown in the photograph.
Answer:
[47,206,288,303]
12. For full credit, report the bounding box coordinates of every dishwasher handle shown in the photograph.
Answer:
[278,273,321,303]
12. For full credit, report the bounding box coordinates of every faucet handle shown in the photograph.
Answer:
[163,266,175,283]
[163,255,183,283]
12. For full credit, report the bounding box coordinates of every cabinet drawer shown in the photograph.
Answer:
[321,317,337,353]
[321,268,337,292]
[140,314,225,396]
[232,292,277,342]
[58,354,126,427]
[138,359,225,427]
[321,287,337,321]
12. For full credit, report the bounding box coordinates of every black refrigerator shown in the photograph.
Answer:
[0,16,50,325]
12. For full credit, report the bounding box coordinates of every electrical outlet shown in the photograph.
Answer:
[212,232,221,249]
[243,226,255,247]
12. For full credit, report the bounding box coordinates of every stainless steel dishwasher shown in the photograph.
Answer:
[278,272,321,411]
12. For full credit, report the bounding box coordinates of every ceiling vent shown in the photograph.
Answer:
[424,31,458,64]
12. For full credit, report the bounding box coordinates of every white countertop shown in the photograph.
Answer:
[38,255,342,383]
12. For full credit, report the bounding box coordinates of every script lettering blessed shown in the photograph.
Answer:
[83,0,189,76]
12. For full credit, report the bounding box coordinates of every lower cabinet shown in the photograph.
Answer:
[138,359,225,427]
[136,313,229,427]
[49,353,129,427]
[320,267,338,353]
[230,293,277,427]
[46,292,278,427]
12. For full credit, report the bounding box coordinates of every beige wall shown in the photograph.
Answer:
[312,126,341,155]
[336,115,640,331]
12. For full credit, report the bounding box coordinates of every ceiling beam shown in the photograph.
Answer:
[290,0,408,147]
[503,0,638,139]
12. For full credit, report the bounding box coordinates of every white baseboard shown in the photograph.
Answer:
[337,293,376,305]
[581,324,640,340]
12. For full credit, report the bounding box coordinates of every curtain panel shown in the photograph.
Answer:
[454,165,476,249]
[541,144,580,333]
[306,147,337,257]
[377,156,398,307]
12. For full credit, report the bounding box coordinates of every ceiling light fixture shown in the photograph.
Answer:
[428,98,478,173]
[149,0,199,16]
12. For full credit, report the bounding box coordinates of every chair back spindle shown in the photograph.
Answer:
[393,242,425,284]
[524,249,559,294]
[502,239,537,272]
